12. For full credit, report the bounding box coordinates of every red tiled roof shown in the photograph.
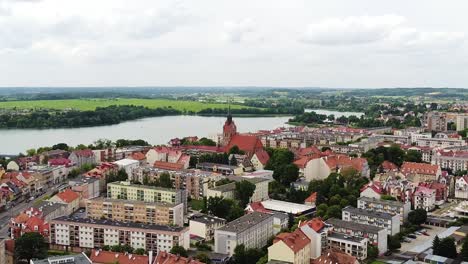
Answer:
[55,189,80,203]
[304,192,317,204]
[13,213,29,224]
[23,216,49,235]
[360,181,384,194]
[48,158,72,166]
[154,161,185,171]
[311,249,357,264]
[225,134,263,156]
[247,202,272,214]
[294,156,319,169]
[253,149,270,165]
[154,251,204,264]
[90,249,149,264]
[131,152,146,161]
[381,160,398,171]
[298,146,322,157]
[301,218,325,232]
[324,155,367,172]
[274,229,310,253]
[401,162,440,176]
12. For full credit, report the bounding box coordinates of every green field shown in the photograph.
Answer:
[0,98,252,112]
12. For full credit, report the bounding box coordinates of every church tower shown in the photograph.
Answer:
[221,99,237,146]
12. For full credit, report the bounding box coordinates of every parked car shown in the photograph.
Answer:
[384,251,393,256]
[407,234,417,239]
[415,231,422,235]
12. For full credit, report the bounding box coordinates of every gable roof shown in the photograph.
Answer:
[131,152,146,161]
[301,218,325,232]
[90,250,149,264]
[154,161,185,171]
[323,155,367,172]
[226,134,263,156]
[253,149,270,165]
[304,192,317,204]
[55,189,80,203]
[154,251,204,264]
[401,162,440,176]
[311,249,358,264]
[273,229,310,253]
[360,181,384,195]
[380,160,398,171]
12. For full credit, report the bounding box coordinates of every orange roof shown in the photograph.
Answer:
[55,189,80,203]
[311,249,357,264]
[13,213,29,224]
[297,146,322,157]
[254,149,270,165]
[225,134,263,156]
[90,250,149,264]
[401,162,440,176]
[381,160,398,171]
[301,218,325,232]
[324,155,367,172]
[294,156,319,169]
[154,251,204,264]
[131,152,146,161]
[304,192,317,204]
[154,161,185,171]
[274,229,310,253]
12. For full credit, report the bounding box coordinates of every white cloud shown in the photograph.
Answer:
[223,18,255,43]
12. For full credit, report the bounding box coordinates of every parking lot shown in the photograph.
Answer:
[399,225,446,253]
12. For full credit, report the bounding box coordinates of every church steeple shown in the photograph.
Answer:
[227,98,232,124]
[221,97,237,146]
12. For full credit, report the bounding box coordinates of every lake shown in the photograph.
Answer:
[0,115,291,155]
[305,109,364,117]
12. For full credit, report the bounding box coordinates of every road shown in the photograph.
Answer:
[0,189,56,237]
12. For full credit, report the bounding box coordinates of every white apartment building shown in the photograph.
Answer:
[357,196,411,223]
[432,150,468,172]
[413,187,436,211]
[113,159,140,179]
[416,134,466,148]
[50,216,190,253]
[327,233,368,260]
[214,212,274,256]
[342,206,400,236]
[189,214,226,241]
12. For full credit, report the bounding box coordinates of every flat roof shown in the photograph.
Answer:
[327,232,366,243]
[217,212,273,233]
[197,162,238,169]
[191,214,226,225]
[408,226,460,254]
[51,216,186,233]
[113,159,140,166]
[326,218,385,233]
[32,201,67,216]
[343,206,394,220]
[358,196,407,207]
[209,182,236,192]
[261,199,315,214]
[31,253,91,264]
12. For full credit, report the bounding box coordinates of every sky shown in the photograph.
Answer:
[0,0,468,88]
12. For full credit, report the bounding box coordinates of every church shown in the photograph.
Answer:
[220,109,263,158]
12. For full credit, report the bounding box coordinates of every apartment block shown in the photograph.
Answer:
[107,181,187,212]
[50,216,189,253]
[326,218,388,255]
[327,233,368,260]
[342,206,400,236]
[189,214,226,241]
[214,212,274,256]
[86,198,184,227]
[357,196,411,223]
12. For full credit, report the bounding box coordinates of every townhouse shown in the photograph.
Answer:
[357,196,411,223]
[48,189,81,215]
[400,162,442,183]
[214,212,274,256]
[69,149,95,167]
[86,198,184,227]
[50,216,190,253]
[342,206,400,236]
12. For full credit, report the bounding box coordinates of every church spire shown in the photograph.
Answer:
[227,97,232,124]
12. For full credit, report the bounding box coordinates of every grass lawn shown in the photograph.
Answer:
[370,261,387,264]
[190,199,205,211]
[0,98,254,112]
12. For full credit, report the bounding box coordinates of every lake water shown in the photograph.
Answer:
[0,115,291,155]
[305,109,364,117]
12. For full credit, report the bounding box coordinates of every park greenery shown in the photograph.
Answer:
[15,232,48,263]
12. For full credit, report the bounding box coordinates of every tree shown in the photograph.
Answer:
[134,248,146,255]
[52,143,69,151]
[229,145,245,155]
[388,235,401,251]
[15,232,48,263]
[461,237,468,261]
[229,245,264,264]
[170,245,188,257]
[433,236,441,255]
[26,149,36,156]
[159,172,173,188]
[229,155,238,166]
[316,204,328,218]
[235,180,256,208]
[405,150,422,163]
[408,209,427,226]
[195,253,212,264]
[367,245,379,259]
[438,237,457,258]
[326,205,342,219]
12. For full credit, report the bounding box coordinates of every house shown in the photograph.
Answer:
[90,250,148,264]
[39,149,69,164]
[299,218,328,259]
[456,176,468,199]
[360,181,384,199]
[146,146,190,169]
[49,189,81,214]
[300,154,370,181]
[251,149,270,171]
[6,161,19,171]
[268,228,311,264]
[413,186,436,211]
[155,251,204,264]
[114,158,140,179]
[130,152,147,165]
[401,162,442,183]
[69,149,95,167]
[189,214,226,241]
[304,192,317,206]
[419,182,448,205]
[92,148,116,163]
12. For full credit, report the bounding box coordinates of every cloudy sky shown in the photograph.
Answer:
[0,0,467,88]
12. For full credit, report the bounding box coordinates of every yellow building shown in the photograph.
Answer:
[268,229,311,264]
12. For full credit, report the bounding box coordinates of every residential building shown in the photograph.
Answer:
[413,186,436,211]
[400,162,442,183]
[268,228,311,264]
[107,181,187,212]
[69,177,100,205]
[427,112,447,132]
[357,196,411,223]
[49,189,81,215]
[299,155,369,182]
[299,218,328,259]
[342,206,400,236]
[246,199,315,217]
[415,134,466,148]
[69,149,95,167]
[114,158,140,179]
[90,250,149,264]
[86,198,184,226]
[196,162,243,175]
[360,182,384,199]
[84,162,118,192]
[6,161,19,171]
[28,201,68,222]
[39,149,69,164]
[456,176,468,199]
[146,146,190,170]
[92,148,116,163]
[250,149,270,171]
[326,218,388,254]
[50,216,190,252]
[432,149,468,173]
[189,214,226,241]
[418,182,448,205]
[457,114,468,131]
[326,233,368,261]
[30,253,92,264]
[207,177,270,202]
[214,212,274,255]
[155,251,204,264]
